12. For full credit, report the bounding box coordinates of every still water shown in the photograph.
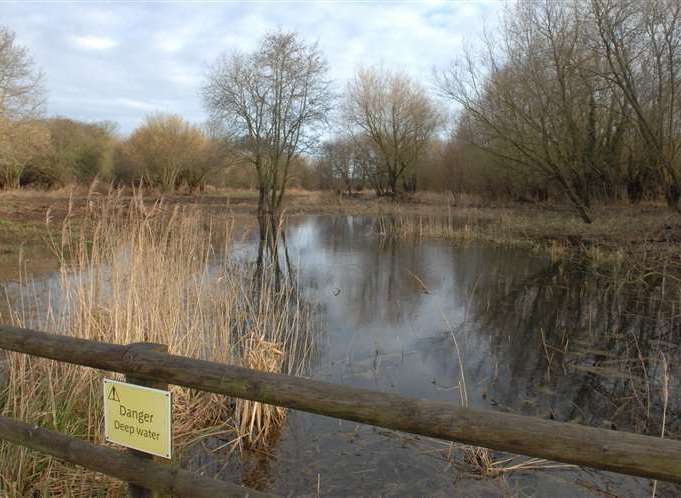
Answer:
[2,214,678,497]
[189,216,680,498]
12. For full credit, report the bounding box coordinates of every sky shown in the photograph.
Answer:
[3,1,505,134]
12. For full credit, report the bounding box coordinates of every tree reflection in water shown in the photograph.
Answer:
[464,255,679,438]
[192,215,679,497]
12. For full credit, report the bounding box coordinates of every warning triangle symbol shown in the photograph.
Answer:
[107,386,120,402]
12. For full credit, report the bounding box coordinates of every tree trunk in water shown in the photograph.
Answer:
[254,186,268,281]
[268,210,283,291]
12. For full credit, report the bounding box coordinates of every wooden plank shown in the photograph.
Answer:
[0,415,275,498]
[1,324,680,483]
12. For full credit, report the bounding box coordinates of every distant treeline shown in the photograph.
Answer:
[0,111,319,192]
[0,114,226,192]
[2,1,681,224]
[316,0,681,224]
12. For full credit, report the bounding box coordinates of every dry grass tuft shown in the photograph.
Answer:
[0,189,317,496]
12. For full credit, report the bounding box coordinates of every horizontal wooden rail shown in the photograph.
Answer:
[1,325,680,484]
[0,415,274,498]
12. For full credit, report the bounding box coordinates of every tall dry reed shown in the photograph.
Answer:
[0,190,317,496]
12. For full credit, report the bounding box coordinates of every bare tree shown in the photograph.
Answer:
[203,30,332,269]
[318,137,365,195]
[0,26,45,120]
[344,67,441,197]
[0,27,48,189]
[590,0,681,209]
[437,0,631,223]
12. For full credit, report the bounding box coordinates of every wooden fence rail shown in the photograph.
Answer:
[0,415,274,498]
[1,324,681,486]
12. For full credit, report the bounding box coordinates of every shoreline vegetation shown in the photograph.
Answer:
[0,191,318,495]
[0,188,679,494]
[2,187,680,279]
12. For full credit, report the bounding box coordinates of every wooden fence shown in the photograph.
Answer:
[0,416,273,498]
[0,324,680,496]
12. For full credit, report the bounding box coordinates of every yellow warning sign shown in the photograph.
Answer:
[103,379,172,459]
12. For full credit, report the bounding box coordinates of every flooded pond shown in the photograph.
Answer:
[3,215,680,497]
[198,215,680,497]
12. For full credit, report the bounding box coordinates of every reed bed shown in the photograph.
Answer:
[375,209,480,242]
[375,209,573,261]
[374,203,681,275]
[0,190,318,496]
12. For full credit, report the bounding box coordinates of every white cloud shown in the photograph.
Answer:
[166,67,200,87]
[70,35,117,51]
[155,37,184,53]
[3,2,504,133]
[115,98,157,112]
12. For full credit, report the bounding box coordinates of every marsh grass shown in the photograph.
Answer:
[0,190,317,496]
[374,199,681,275]
[375,209,573,262]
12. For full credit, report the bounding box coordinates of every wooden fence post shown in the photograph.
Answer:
[125,342,170,498]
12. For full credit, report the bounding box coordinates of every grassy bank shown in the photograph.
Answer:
[375,204,681,293]
[3,188,680,260]
[0,191,318,496]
